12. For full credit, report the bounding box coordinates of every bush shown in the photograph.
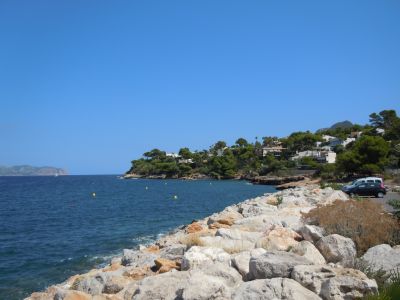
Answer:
[320,182,344,190]
[365,268,400,300]
[302,200,400,255]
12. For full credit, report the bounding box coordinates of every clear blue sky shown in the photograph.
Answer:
[1,1,399,174]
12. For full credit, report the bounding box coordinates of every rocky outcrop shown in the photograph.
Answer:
[26,185,380,300]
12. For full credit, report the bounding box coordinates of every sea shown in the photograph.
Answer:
[0,175,276,299]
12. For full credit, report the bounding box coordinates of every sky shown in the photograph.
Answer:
[1,1,399,175]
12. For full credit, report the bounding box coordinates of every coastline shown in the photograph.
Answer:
[27,185,390,300]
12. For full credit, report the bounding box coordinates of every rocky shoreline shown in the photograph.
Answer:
[27,185,400,300]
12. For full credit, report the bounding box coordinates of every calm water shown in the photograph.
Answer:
[0,175,275,299]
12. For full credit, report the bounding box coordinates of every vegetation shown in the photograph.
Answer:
[302,200,400,256]
[126,109,400,179]
[365,268,400,300]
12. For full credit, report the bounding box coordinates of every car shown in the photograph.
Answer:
[342,177,386,198]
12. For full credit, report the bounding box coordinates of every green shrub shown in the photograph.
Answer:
[320,182,344,190]
[365,268,400,300]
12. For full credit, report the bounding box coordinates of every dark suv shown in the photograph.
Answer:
[342,181,386,198]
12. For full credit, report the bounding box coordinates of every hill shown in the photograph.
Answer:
[0,165,67,176]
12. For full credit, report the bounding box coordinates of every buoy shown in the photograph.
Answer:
[173,195,178,199]
[145,186,148,190]
[92,192,96,197]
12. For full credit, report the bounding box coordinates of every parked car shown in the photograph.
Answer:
[342,177,386,198]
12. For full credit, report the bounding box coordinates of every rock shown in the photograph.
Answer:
[239,203,277,218]
[72,274,107,295]
[265,195,279,205]
[102,276,131,294]
[299,225,325,243]
[121,249,157,268]
[154,258,180,273]
[291,265,337,296]
[130,270,189,300]
[360,244,400,275]
[198,236,255,253]
[249,251,313,280]
[186,222,204,233]
[232,278,321,300]
[316,234,356,267]
[208,222,231,229]
[320,269,378,300]
[321,190,349,205]
[291,264,378,299]
[181,246,231,270]
[215,228,263,243]
[122,266,152,281]
[290,241,326,265]
[55,290,92,300]
[255,225,301,251]
[207,207,243,226]
[130,262,241,300]
[159,243,186,260]
[182,262,242,299]
[231,251,251,278]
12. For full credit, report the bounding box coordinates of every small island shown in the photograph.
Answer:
[0,165,68,176]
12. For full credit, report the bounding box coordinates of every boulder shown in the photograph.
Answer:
[182,262,242,299]
[290,241,326,265]
[249,251,312,280]
[72,274,108,295]
[207,208,243,226]
[321,190,349,205]
[320,269,378,300]
[239,203,277,218]
[299,225,325,243]
[360,244,400,274]
[232,278,321,300]
[232,249,267,279]
[181,246,231,270]
[215,228,263,243]
[231,251,251,278]
[129,270,189,300]
[186,222,204,234]
[316,234,356,267]
[121,249,157,268]
[102,276,131,294]
[54,289,92,300]
[159,243,186,260]
[255,225,301,251]
[291,265,378,299]
[154,258,180,273]
[198,236,255,253]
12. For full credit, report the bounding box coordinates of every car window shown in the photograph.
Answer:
[367,180,374,183]
[374,179,381,183]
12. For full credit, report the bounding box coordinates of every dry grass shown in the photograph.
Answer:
[178,233,206,247]
[302,200,400,256]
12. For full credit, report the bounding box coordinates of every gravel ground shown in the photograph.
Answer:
[368,191,400,212]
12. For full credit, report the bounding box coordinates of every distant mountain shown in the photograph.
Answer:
[317,120,353,132]
[0,165,67,176]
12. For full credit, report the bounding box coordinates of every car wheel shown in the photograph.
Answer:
[377,192,384,198]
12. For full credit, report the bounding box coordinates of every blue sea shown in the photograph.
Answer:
[0,175,275,299]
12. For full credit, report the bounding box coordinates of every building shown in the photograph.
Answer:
[166,152,180,158]
[262,145,286,157]
[291,150,336,164]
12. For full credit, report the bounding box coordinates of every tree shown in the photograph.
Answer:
[336,135,389,175]
[143,149,166,160]
[283,131,322,153]
[208,149,237,179]
[235,138,248,147]
[178,147,192,159]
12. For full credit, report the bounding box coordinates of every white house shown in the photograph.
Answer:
[342,137,356,147]
[291,150,336,164]
[166,152,180,158]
